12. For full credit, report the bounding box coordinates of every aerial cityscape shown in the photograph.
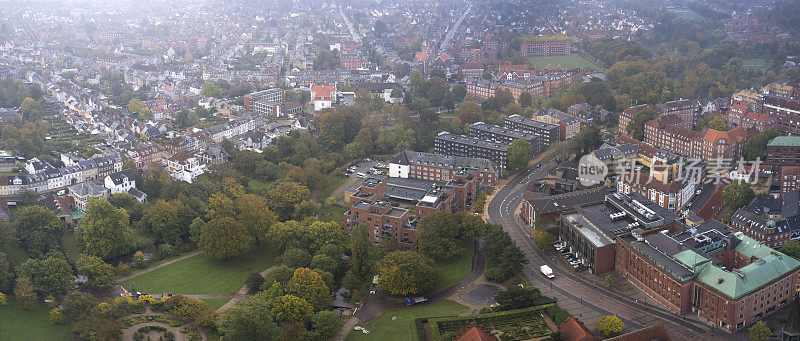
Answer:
[0,0,799,340]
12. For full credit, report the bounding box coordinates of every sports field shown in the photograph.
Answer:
[527,54,602,71]
[743,59,770,73]
[667,8,703,21]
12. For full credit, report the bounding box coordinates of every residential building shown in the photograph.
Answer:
[764,95,800,135]
[434,132,509,175]
[243,88,284,112]
[167,150,204,183]
[504,115,560,147]
[466,80,499,101]
[520,38,572,56]
[534,109,580,140]
[766,136,800,165]
[469,122,540,155]
[730,190,800,248]
[389,150,498,186]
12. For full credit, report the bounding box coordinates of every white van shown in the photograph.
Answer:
[540,265,555,279]
[357,172,366,178]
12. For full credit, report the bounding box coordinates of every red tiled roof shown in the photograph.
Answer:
[560,316,598,341]
[455,326,495,341]
[607,322,671,341]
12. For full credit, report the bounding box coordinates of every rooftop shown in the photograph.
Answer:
[768,136,800,147]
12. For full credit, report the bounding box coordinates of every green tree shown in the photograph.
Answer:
[126,98,147,114]
[531,230,557,250]
[266,181,311,221]
[485,224,528,282]
[49,307,64,324]
[377,251,436,296]
[282,248,312,268]
[744,129,780,161]
[345,224,372,290]
[595,315,625,337]
[246,272,264,294]
[17,256,74,295]
[235,194,277,243]
[0,292,6,306]
[723,181,755,211]
[458,100,482,124]
[508,138,533,172]
[199,217,251,260]
[201,82,224,98]
[416,212,484,261]
[495,286,541,311]
[605,274,616,287]
[144,199,182,243]
[626,108,658,140]
[270,295,314,324]
[287,268,330,311]
[14,277,38,310]
[749,320,771,341]
[76,254,115,288]
[15,205,62,256]
[310,254,339,275]
[781,240,800,260]
[0,252,12,292]
[311,310,343,339]
[519,92,533,108]
[452,84,467,103]
[217,291,281,340]
[76,198,132,260]
[410,70,425,96]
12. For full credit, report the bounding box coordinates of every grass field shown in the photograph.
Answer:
[743,58,770,73]
[667,8,703,21]
[345,300,467,341]
[319,204,347,223]
[527,54,602,71]
[427,242,475,295]
[201,299,231,310]
[0,300,72,340]
[61,230,80,263]
[122,244,279,295]
[0,240,29,267]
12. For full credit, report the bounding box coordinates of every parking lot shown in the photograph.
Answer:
[554,242,586,271]
[345,158,388,179]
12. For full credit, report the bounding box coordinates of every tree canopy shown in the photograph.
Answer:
[377,251,436,296]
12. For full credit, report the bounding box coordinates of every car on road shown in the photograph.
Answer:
[356,172,366,178]
[540,265,555,279]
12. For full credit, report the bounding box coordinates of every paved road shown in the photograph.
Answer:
[485,161,736,339]
[439,4,473,53]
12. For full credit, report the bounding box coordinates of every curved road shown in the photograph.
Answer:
[486,161,727,339]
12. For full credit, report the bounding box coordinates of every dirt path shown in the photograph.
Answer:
[214,266,277,313]
[114,251,203,284]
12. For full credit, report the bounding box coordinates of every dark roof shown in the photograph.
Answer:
[607,323,671,341]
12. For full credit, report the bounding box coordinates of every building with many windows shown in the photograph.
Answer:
[434,132,509,175]
[504,114,560,147]
[243,88,284,112]
[388,150,498,186]
[469,122,540,155]
[520,38,572,56]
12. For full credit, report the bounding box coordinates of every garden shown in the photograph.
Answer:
[121,244,279,295]
[346,300,468,341]
[428,304,557,341]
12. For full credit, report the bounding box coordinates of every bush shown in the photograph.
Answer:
[132,251,148,268]
[116,263,130,275]
[49,307,64,324]
[245,272,264,294]
[158,243,176,258]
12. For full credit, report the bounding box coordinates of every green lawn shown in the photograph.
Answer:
[346,300,467,341]
[527,54,602,71]
[122,244,280,295]
[0,300,73,340]
[247,179,273,192]
[743,58,770,73]
[667,8,703,21]
[202,299,231,310]
[0,240,29,267]
[61,230,80,263]
[316,174,350,202]
[319,204,347,223]
[428,242,475,295]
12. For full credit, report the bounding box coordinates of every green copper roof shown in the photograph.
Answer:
[692,234,800,299]
[767,136,800,147]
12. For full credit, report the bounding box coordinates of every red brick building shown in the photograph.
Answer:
[766,136,800,165]
[520,38,572,56]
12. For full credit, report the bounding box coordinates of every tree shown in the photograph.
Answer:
[519,92,533,108]
[605,274,615,287]
[207,192,235,220]
[312,310,343,339]
[0,292,6,306]
[144,199,182,243]
[749,320,771,341]
[76,254,115,288]
[16,189,38,207]
[626,108,658,140]
[49,307,64,324]
[126,98,147,115]
[282,248,312,268]
[416,212,484,261]
[266,181,311,221]
[442,91,455,110]
[452,84,467,103]
[531,230,557,250]
[781,240,800,260]
[246,272,264,294]
[458,100,482,124]
[595,315,625,337]
[410,70,425,96]
[744,129,780,161]
[508,139,533,172]
[199,217,250,260]
[310,254,339,275]
[235,194,277,243]
[201,82,224,98]
[345,224,371,290]
[15,205,62,256]
[495,286,541,311]
[377,251,437,296]
[485,224,528,282]
[270,295,314,324]
[217,291,280,340]
[76,198,132,260]
[17,256,74,295]
[14,277,38,310]
[723,181,755,211]
[287,268,330,311]
[0,252,11,292]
